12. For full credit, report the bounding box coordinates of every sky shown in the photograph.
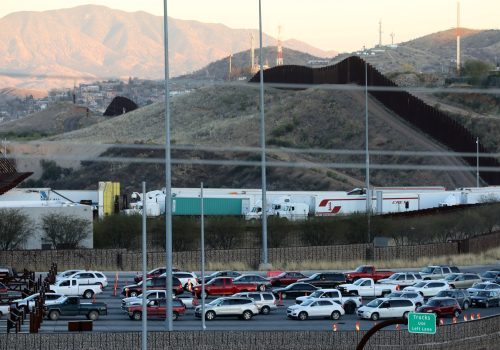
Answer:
[1,0,500,53]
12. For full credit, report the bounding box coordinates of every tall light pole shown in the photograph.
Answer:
[200,182,206,330]
[258,0,269,267]
[141,182,147,350]
[365,60,371,243]
[476,137,479,188]
[162,0,173,331]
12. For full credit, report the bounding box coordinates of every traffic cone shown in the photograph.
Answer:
[452,317,457,324]
[463,314,468,321]
[439,318,444,326]
[332,324,337,332]
[395,324,400,331]
[477,313,480,319]
[355,321,360,331]
[92,294,96,304]
[470,313,475,320]
[188,280,192,293]
[113,273,118,297]
[277,292,283,306]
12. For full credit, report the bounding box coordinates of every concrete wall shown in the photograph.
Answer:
[0,316,498,350]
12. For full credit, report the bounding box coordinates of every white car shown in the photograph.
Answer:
[386,291,425,308]
[287,298,345,321]
[467,282,500,296]
[66,271,108,288]
[378,272,422,287]
[56,270,85,281]
[295,289,362,314]
[13,293,66,311]
[121,290,171,310]
[172,272,199,290]
[403,281,450,297]
[232,292,277,315]
[357,298,415,321]
[0,304,10,318]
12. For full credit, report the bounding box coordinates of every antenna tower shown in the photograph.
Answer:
[390,32,395,45]
[276,25,283,66]
[378,20,382,47]
[456,1,461,75]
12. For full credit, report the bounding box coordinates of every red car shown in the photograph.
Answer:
[344,265,394,283]
[127,298,186,321]
[192,277,258,298]
[269,272,308,287]
[417,297,462,318]
[133,267,180,283]
[0,282,8,294]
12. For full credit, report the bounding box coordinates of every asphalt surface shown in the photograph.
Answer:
[33,264,500,333]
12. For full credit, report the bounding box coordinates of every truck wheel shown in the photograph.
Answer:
[173,312,178,321]
[83,290,94,299]
[129,291,138,297]
[370,313,379,321]
[261,306,271,315]
[205,310,216,321]
[331,311,341,320]
[133,311,142,320]
[258,284,266,292]
[344,302,355,314]
[298,311,308,321]
[403,311,409,319]
[242,310,253,320]
[87,310,99,321]
[49,310,60,321]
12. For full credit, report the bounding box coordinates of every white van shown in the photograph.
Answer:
[357,298,415,321]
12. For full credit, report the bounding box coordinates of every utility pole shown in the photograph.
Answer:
[228,54,233,80]
[141,182,147,350]
[365,61,371,243]
[476,137,480,188]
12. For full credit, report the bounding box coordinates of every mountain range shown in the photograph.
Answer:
[0,5,335,90]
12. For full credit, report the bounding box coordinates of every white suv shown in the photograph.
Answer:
[287,298,345,321]
[357,298,415,320]
[232,292,277,315]
[66,271,108,288]
[173,272,199,290]
[194,297,259,321]
[403,281,450,297]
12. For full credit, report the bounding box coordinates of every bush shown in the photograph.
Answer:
[94,214,141,249]
[0,209,33,250]
[205,216,244,249]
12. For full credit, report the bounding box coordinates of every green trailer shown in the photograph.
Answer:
[172,197,249,215]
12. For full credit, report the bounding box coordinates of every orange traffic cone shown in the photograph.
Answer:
[355,321,360,332]
[395,324,400,331]
[470,313,475,320]
[477,313,480,319]
[452,317,457,324]
[332,324,337,332]
[439,318,444,326]
[277,292,283,306]
[463,314,468,321]
[187,280,192,293]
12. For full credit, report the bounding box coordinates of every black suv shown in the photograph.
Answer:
[297,272,346,288]
[122,277,183,297]
[432,289,471,310]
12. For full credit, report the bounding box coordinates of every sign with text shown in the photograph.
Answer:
[408,312,436,334]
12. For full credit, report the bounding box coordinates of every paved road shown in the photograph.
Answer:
[37,265,500,333]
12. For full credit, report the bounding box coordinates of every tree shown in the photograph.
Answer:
[41,213,90,249]
[94,214,141,249]
[0,209,33,250]
[462,60,493,85]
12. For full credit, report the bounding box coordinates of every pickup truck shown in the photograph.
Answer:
[337,278,398,297]
[344,265,394,283]
[44,296,107,321]
[192,277,258,298]
[49,278,102,299]
[295,288,362,314]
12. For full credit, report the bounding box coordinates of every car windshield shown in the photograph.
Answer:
[308,291,323,298]
[436,291,453,297]
[482,272,498,278]
[426,300,441,307]
[308,273,320,279]
[445,274,459,281]
[301,299,314,306]
[421,267,434,273]
[208,298,224,306]
[354,266,367,272]
[366,299,383,308]
[412,282,426,288]
[477,291,491,297]
[387,292,402,298]
[387,274,400,280]
[353,279,366,286]
[474,284,487,289]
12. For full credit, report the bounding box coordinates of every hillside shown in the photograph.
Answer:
[37,84,476,193]
[333,28,500,75]
[0,5,334,90]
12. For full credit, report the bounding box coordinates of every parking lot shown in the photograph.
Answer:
[33,270,500,333]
